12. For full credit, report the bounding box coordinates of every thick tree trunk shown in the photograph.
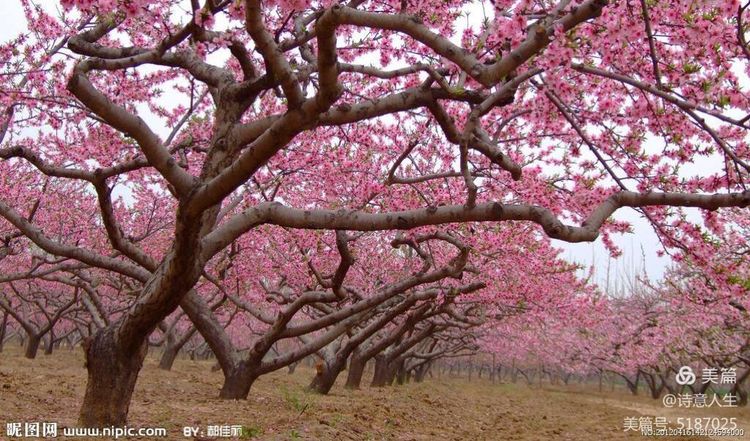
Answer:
[371,355,391,387]
[308,358,345,394]
[79,329,147,426]
[24,334,41,359]
[218,365,257,400]
[345,355,366,389]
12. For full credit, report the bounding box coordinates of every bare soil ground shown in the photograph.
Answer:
[0,346,747,440]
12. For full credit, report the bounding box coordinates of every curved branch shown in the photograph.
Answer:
[202,190,750,260]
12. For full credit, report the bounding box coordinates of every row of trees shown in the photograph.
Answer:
[0,221,585,390]
[487,209,750,404]
[1,0,749,426]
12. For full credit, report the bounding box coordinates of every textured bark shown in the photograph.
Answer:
[24,334,42,359]
[345,355,367,389]
[78,328,147,426]
[371,355,395,387]
[179,291,237,375]
[219,364,258,400]
[307,357,346,394]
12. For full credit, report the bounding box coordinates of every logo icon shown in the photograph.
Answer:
[675,366,696,385]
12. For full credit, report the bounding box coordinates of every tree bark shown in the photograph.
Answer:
[308,358,346,394]
[0,310,7,353]
[414,362,431,383]
[395,359,407,385]
[345,354,367,389]
[157,325,198,371]
[24,333,42,359]
[78,328,148,426]
[44,330,55,355]
[371,354,397,387]
[158,343,180,371]
[218,364,258,400]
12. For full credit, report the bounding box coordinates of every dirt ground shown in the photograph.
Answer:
[0,345,748,440]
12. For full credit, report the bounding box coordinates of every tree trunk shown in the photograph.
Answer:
[345,355,366,389]
[414,361,431,383]
[0,311,7,353]
[158,343,179,371]
[642,373,664,400]
[44,331,55,355]
[78,329,147,426]
[625,373,640,395]
[308,358,345,395]
[218,365,257,400]
[395,359,407,385]
[371,355,392,387]
[24,334,42,359]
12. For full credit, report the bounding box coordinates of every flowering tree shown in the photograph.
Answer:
[488,250,749,402]
[0,280,79,358]
[1,0,750,426]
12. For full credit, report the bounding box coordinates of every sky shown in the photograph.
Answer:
[0,2,26,41]
[0,0,704,286]
[554,210,669,287]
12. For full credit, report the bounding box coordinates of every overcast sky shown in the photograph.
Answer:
[0,2,26,41]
